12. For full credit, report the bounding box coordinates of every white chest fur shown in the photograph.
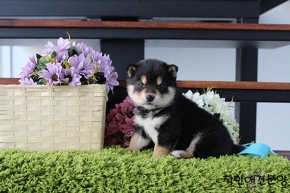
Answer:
[134,112,169,144]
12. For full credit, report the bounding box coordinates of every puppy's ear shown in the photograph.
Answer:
[168,64,178,78]
[127,64,138,78]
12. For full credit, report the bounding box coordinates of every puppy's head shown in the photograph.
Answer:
[126,59,178,110]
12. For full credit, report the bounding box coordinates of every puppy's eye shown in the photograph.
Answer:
[158,83,166,89]
[138,83,145,88]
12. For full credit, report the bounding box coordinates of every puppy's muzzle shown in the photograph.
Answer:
[146,95,155,102]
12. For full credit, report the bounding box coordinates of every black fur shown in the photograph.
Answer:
[127,59,244,158]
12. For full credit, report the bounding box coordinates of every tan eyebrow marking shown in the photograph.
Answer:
[141,75,147,85]
[157,76,162,85]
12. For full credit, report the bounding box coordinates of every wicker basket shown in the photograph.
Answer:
[0,84,107,151]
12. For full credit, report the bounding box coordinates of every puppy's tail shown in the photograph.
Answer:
[232,144,246,155]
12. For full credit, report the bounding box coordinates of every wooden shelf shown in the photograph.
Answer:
[1,20,290,48]
[4,78,290,91]
[2,20,290,31]
[0,78,19,85]
[116,79,290,90]
[4,78,290,103]
[176,80,290,90]
[107,82,290,103]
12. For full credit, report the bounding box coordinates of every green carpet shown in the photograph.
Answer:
[0,147,289,193]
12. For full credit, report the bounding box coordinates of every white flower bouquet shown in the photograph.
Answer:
[183,88,240,143]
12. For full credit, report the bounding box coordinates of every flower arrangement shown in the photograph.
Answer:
[183,88,240,143]
[19,35,119,92]
[104,96,136,148]
[105,89,240,148]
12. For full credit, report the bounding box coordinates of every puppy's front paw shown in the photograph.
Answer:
[172,150,193,159]
[172,150,183,158]
[152,143,170,158]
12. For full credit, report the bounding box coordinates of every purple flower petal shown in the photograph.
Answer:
[40,63,64,88]
[69,53,94,79]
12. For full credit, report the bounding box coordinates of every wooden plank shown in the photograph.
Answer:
[1,20,290,49]
[3,78,290,91]
[0,78,19,85]
[117,80,290,90]
[1,20,290,31]
[177,81,290,90]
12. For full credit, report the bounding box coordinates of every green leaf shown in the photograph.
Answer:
[68,46,82,57]
[36,57,48,70]
[50,51,57,58]
[36,53,42,60]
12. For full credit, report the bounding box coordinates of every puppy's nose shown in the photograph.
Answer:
[146,95,155,102]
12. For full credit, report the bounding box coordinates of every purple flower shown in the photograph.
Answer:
[105,96,135,148]
[77,42,95,58]
[19,78,37,85]
[124,130,134,138]
[56,51,68,63]
[92,53,119,92]
[42,37,70,62]
[122,141,130,148]
[42,37,71,55]
[19,54,37,82]
[19,38,119,92]
[69,53,94,79]
[105,71,119,92]
[40,63,64,88]
[29,54,37,66]
[92,51,106,65]
[61,68,81,86]
[101,64,119,92]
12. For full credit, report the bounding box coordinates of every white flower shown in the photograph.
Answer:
[183,89,194,99]
[184,89,240,144]
[183,90,204,108]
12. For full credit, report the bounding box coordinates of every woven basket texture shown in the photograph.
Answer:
[0,84,107,151]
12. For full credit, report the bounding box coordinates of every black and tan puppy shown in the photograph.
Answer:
[126,59,244,159]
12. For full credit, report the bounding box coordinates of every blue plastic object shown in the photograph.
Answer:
[237,143,276,157]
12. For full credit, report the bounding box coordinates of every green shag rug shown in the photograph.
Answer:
[0,146,289,193]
